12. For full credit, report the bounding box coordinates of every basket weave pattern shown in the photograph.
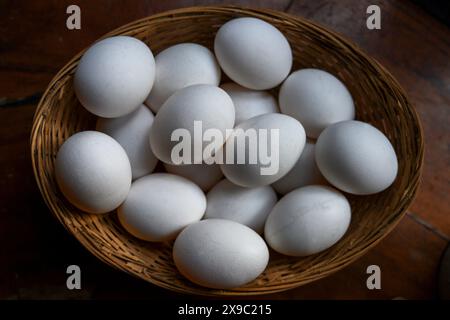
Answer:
[30,6,423,295]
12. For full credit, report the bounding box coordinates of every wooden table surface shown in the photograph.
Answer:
[1,0,449,300]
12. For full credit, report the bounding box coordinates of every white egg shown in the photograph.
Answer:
[55,131,131,214]
[272,141,326,195]
[145,43,221,113]
[149,84,235,164]
[315,120,398,195]
[220,82,279,125]
[163,162,223,192]
[173,219,269,289]
[74,36,155,118]
[117,173,206,242]
[279,68,355,138]
[214,17,292,90]
[220,113,306,187]
[96,105,158,180]
[205,179,277,233]
[265,185,351,256]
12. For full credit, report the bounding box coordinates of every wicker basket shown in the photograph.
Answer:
[30,6,423,296]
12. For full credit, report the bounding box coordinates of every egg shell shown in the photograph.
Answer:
[173,219,269,289]
[55,131,132,214]
[279,68,355,138]
[272,141,326,195]
[315,120,398,195]
[145,43,221,113]
[265,185,351,257]
[220,82,279,125]
[220,113,306,187]
[117,173,206,242]
[96,105,158,180]
[149,84,235,164]
[163,162,223,192]
[214,17,292,90]
[205,179,277,233]
[74,36,155,118]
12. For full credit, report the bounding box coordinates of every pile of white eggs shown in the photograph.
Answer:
[55,17,398,289]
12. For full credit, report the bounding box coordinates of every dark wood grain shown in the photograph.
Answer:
[0,0,449,299]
